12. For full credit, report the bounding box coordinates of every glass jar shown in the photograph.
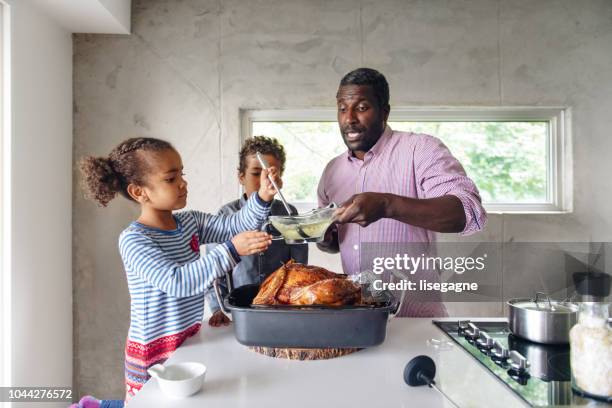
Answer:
[569,301,612,400]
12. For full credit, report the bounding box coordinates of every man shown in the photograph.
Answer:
[317,68,487,317]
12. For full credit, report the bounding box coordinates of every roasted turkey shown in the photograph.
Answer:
[252,260,362,306]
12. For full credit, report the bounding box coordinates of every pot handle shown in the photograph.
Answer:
[534,292,552,309]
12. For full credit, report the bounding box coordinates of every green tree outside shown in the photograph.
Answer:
[252,121,548,205]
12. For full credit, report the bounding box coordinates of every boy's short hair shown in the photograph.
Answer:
[238,136,286,175]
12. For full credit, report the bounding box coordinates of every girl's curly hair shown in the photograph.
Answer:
[79,137,174,207]
[238,136,286,175]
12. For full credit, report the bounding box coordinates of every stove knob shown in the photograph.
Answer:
[476,332,495,350]
[457,320,470,333]
[464,322,480,340]
[508,350,530,374]
[491,340,509,360]
[508,370,530,385]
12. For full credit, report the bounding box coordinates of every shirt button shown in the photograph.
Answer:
[353,245,359,251]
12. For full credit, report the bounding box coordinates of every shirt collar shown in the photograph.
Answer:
[239,193,248,206]
[345,125,393,161]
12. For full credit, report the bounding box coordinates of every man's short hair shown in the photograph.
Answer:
[339,68,390,108]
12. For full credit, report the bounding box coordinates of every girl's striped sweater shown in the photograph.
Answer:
[118,193,270,397]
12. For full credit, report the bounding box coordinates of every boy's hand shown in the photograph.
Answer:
[231,231,272,256]
[208,310,231,327]
[258,167,282,202]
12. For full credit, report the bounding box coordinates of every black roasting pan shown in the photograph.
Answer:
[214,281,398,349]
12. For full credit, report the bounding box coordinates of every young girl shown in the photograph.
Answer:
[79,137,280,400]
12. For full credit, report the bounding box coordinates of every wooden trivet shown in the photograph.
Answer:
[249,346,362,360]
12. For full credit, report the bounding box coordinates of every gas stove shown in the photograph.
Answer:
[433,320,611,407]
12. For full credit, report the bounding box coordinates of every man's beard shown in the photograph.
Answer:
[341,122,385,153]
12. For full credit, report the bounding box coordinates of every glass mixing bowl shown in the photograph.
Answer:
[263,203,337,244]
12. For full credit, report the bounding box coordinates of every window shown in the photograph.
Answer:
[242,107,570,213]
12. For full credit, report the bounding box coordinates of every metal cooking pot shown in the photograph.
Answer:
[508,292,578,344]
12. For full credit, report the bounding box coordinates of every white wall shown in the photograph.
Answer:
[98,0,131,33]
[27,0,131,34]
[5,0,73,404]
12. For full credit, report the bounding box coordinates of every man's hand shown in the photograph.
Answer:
[208,310,231,327]
[335,193,466,233]
[231,231,272,256]
[333,193,390,227]
[258,167,282,202]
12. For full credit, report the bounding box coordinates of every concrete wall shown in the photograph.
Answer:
[5,0,73,405]
[73,0,612,398]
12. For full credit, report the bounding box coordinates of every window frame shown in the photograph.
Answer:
[241,106,572,214]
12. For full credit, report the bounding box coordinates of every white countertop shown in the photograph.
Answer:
[129,318,528,408]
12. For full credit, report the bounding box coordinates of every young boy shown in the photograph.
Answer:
[206,136,308,326]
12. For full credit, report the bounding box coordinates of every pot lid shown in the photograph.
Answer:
[510,298,578,314]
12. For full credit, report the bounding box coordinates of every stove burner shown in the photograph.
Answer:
[507,334,570,382]
[546,352,571,382]
[432,320,599,408]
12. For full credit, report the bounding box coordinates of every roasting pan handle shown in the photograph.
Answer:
[389,299,400,320]
[213,270,233,319]
[386,290,403,320]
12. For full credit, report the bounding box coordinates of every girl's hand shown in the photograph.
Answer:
[208,310,231,327]
[258,167,282,202]
[231,231,272,256]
